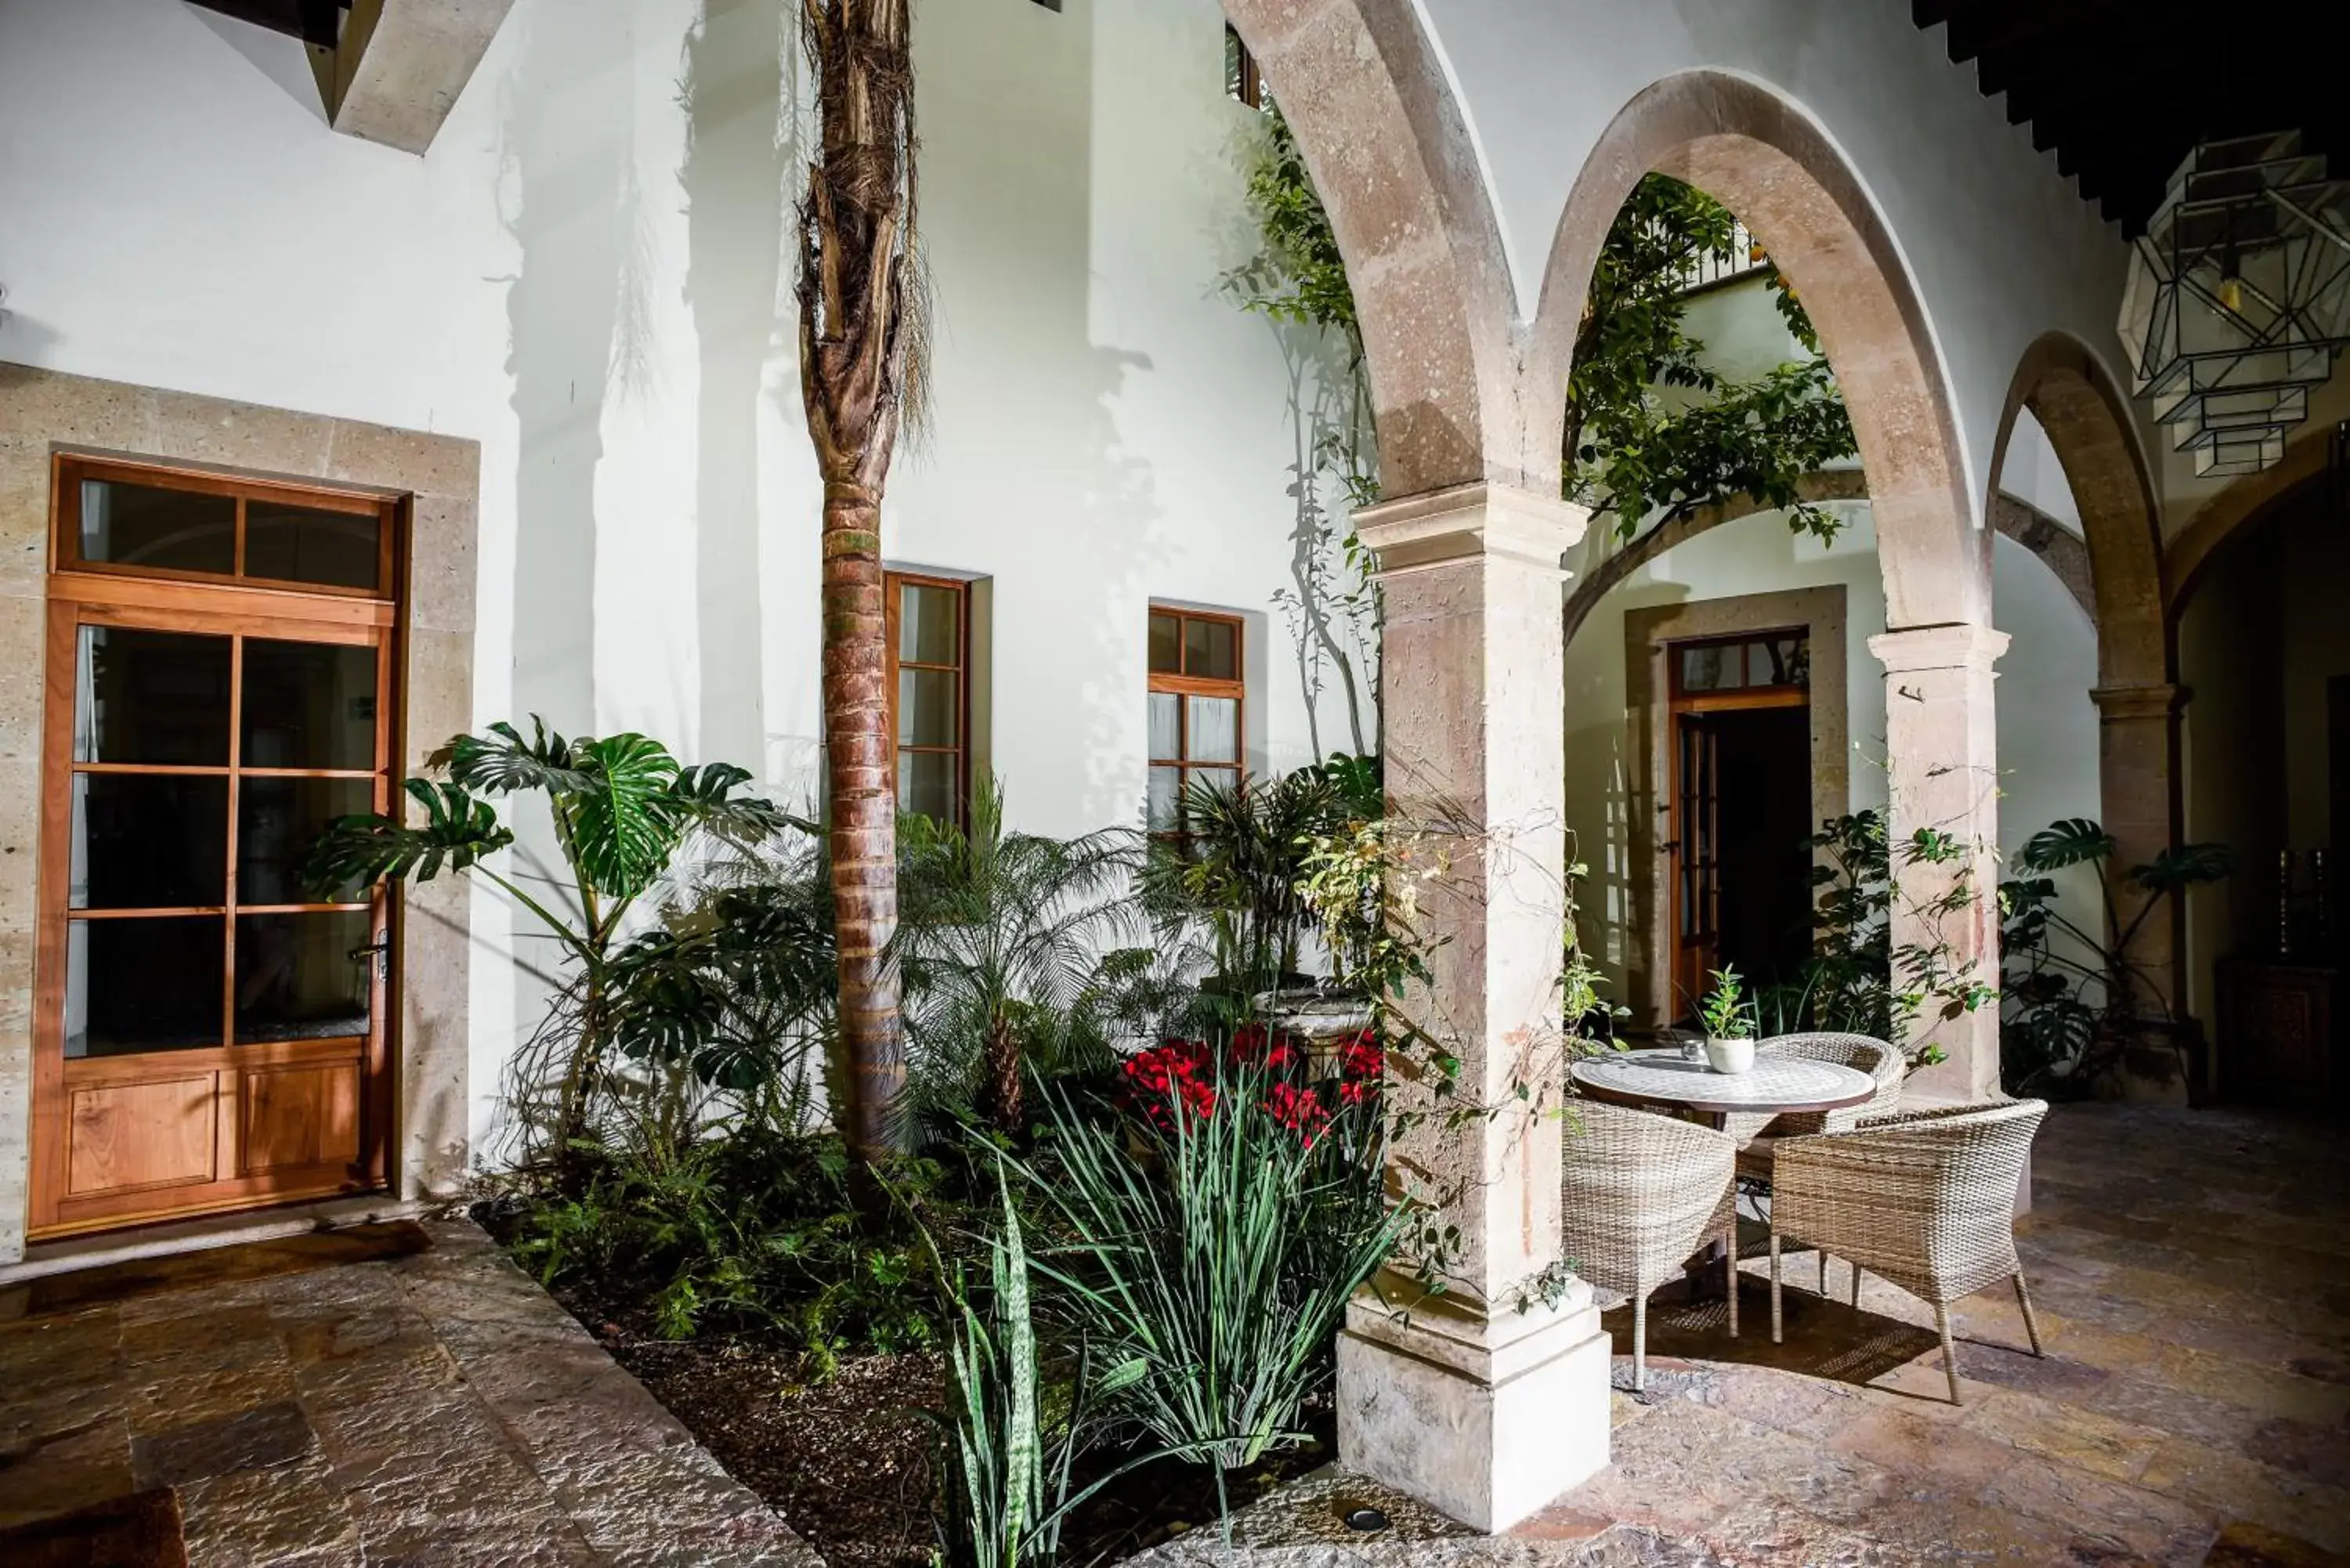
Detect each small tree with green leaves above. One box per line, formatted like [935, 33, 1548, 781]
[306, 718, 792, 1162]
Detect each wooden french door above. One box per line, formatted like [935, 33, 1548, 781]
[29, 456, 401, 1239]
[1666, 630, 1810, 1017]
[1672, 713, 1723, 1012]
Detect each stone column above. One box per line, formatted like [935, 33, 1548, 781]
[1869, 623, 2010, 1107]
[1335, 482, 1611, 1533]
[2092, 680, 2193, 1097]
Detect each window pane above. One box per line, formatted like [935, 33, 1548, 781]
[240, 641, 378, 770]
[79, 478, 236, 575]
[899, 750, 958, 822]
[898, 668, 960, 747]
[65, 915, 225, 1057]
[71, 774, 228, 910]
[1148, 691, 1179, 760]
[1187, 695, 1239, 764]
[75, 626, 233, 766]
[1679, 643, 1743, 693]
[240, 777, 376, 905]
[899, 582, 961, 666]
[1147, 766, 1182, 832]
[245, 500, 381, 591]
[1184, 617, 1238, 681]
[1148, 612, 1181, 674]
[235, 909, 373, 1043]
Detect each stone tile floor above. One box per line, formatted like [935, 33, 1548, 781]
[0, 1219, 815, 1566]
[1130, 1104, 2350, 1567]
[3, 1105, 2345, 1566]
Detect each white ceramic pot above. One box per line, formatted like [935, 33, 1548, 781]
[1705, 1037, 1755, 1075]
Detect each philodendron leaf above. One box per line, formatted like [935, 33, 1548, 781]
[302, 778, 513, 894]
[672, 761, 801, 846]
[2017, 818, 2117, 874]
[569, 732, 685, 900]
[2131, 842, 2235, 893]
[443, 717, 592, 796]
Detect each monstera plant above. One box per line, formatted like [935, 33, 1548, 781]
[306, 718, 794, 1155]
[1999, 818, 2232, 1096]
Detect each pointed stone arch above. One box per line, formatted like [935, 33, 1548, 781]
[1220, 0, 1543, 492]
[1991, 331, 2182, 1017]
[1531, 68, 1983, 631]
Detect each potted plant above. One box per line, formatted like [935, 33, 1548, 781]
[1697, 966, 1758, 1075]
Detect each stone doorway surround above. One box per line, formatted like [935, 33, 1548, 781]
[0, 363, 479, 1266]
[1622, 587, 1852, 1030]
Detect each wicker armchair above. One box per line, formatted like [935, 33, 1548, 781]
[1729, 1032, 1906, 1184]
[1561, 1100, 1740, 1391]
[1766, 1100, 2049, 1404]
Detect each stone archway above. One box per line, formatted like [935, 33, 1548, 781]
[1533, 69, 2001, 1103]
[1534, 70, 1984, 631]
[1219, 0, 1541, 493]
[1989, 333, 2183, 1019]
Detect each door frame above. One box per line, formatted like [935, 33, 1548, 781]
[0, 367, 482, 1266]
[1667, 658, 1813, 1017]
[28, 457, 404, 1237]
[1625, 587, 1851, 1031]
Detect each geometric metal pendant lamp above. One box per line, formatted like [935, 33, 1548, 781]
[2118, 131, 2350, 475]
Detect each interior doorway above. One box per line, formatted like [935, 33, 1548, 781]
[1668, 630, 1815, 1018]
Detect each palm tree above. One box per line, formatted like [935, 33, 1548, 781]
[794, 0, 925, 1160]
[894, 777, 1140, 1134]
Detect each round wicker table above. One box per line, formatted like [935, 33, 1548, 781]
[1571, 1048, 1877, 1304]
[1571, 1047, 1875, 1129]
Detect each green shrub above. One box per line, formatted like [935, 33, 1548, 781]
[507, 1127, 946, 1369]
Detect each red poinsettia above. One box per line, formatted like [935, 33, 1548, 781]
[1260, 1081, 1332, 1147]
[1121, 1039, 1217, 1129]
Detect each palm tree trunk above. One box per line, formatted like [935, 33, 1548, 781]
[798, 0, 920, 1161]
[823, 486, 904, 1158]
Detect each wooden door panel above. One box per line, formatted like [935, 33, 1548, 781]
[67, 1073, 218, 1196]
[240, 1061, 361, 1174]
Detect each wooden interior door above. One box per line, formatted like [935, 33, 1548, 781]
[30, 457, 400, 1239]
[1671, 711, 1723, 1014]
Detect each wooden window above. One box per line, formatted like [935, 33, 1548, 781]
[32, 454, 402, 1238]
[885, 571, 970, 827]
[1224, 24, 1263, 110]
[1148, 607, 1245, 833]
[1670, 630, 1810, 702]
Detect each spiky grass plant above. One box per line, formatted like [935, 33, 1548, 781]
[1021, 1048, 1401, 1476]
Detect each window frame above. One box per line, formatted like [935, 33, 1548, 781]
[1148, 606, 1246, 835]
[884, 569, 972, 829]
[1224, 24, 1264, 110]
[53, 453, 400, 600]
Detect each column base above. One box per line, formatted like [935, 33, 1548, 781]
[1335, 1272, 1612, 1533]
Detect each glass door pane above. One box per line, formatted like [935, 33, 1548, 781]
[65, 916, 226, 1058]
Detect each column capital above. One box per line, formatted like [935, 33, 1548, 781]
[1355, 481, 1589, 578]
[2090, 681, 2189, 721]
[1868, 621, 2010, 674]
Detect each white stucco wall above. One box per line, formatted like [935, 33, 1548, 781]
[1416, 0, 2135, 529]
[0, 0, 1369, 1156]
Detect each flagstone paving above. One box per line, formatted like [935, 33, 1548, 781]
[1126, 1103, 2350, 1567]
[0, 1219, 815, 1566]
[2, 1104, 2345, 1566]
